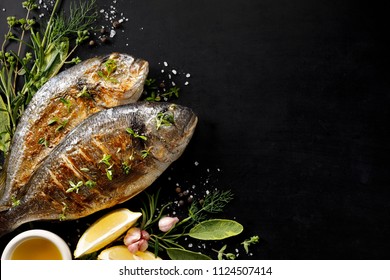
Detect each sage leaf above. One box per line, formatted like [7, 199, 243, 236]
[189, 219, 243, 240]
[166, 248, 212, 260]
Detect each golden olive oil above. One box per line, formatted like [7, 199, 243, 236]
[10, 237, 63, 260]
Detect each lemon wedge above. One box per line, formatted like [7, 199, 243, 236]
[74, 208, 142, 258]
[98, 245, 161, 260]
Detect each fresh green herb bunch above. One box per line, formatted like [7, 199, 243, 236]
[0, 0, 98, 153]
[138, 188, 248, 259]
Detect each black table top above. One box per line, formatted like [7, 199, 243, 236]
[0, 0, 388, 260]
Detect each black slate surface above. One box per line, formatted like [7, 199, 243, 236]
[0, 0, 389, 259]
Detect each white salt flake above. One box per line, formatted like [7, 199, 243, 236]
[186, 73, 191, 78]
[188, 243, 193, 248]
[161, 69, 165, 73]
[110, 30, 116, 38]
[184, 81, 189, 86]
[172, 69, 177, 75]
[194, 161, 199, 166]
[164, 61, 168, 67]
[172, 81, 176, 86]
[100, 9, 105, 13]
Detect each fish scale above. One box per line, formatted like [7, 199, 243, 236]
[0, 102, 197, 237]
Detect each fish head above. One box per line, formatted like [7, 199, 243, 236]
[95, 53, 149, 106]
[147, 103, 198, 162]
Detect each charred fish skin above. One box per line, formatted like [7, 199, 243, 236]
[0, 102, 197, 237]
[1, 53, 149, 208]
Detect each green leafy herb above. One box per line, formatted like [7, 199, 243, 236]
[126, 128, 147, 141]
[85, 180, 96, 188]
[121, 162, 131, 175]
[166, 248, 212, 260]
[48, 118, 58, 126]
[142, 78, 180, 102]
[11, 195, 21, 207]
[55, 119, 68, 132]
[241, 235, 260, 253]
[59, 202, 68, 221]
[156, 111, 174, 130]
[189, 219, 243, 240]
[59, 97, 72, 112]
[216, 245, 236, 260]
[106, 169, 113, 180]
[97, 58, 118, 83]
[141, 148, 151, 159]
[38, 137, 49, 147]
[188, 189, 234, 223]
[66, 180, 83, 193]
[99, 154, 112, 166]
[139, 189, 236, 259]
[77, 85, 91, 99]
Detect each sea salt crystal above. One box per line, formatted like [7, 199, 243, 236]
[188, 243, 193, 248]
[100, 9, 105, 13]
[2, 8, 6, 12]
[184, 81, 189, 86]
[186, 73, 191, 78]
[172, 69, 177, 75]
[161, 69, 165, 73]
[194, 161, 199, 166]
[118, 18, 124, 23]
[172, 81, 176, 86]
[164, 61, 168, 67]
[110, 30, 116, 38]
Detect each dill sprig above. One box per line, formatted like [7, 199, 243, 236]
[187, 189, 234, 223]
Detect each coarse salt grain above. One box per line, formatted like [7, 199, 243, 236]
[164, 61, 168, 67]
[110, 30, 116, 38]
[186, 73, 191, 78]
[184, 81, 189, 86]
[172, 69, 177, 75]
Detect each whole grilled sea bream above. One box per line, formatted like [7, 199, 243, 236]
[0, 102, 197, 237]
[0, 53, 148, 208]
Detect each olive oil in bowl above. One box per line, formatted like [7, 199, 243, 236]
[1, 229, 72, 260]
[10, 237, 63, 260]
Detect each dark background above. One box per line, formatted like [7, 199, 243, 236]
[0, 0, 389, 259]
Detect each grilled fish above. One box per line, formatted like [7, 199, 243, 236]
[0, 102, 197, 237]
[0, 53, 148, 208]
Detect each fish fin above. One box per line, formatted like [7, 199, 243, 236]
[0, 208, 12, 238]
